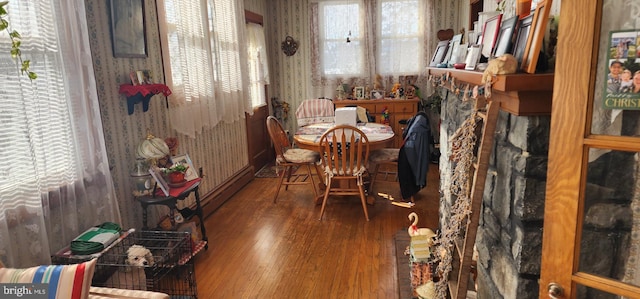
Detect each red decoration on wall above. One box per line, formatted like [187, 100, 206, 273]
[118, 84, 172, 115]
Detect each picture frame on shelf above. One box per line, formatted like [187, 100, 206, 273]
[129, 71, 140, 86]
[512, 14, 534, 66]
[171, 154, 199, 181]
[481, 14, 503, 59]
[149, 165, 170, 196]
[521, 0, 553, 73]
[354, 86, 365, 100]
[109, 0, 147, 58]
[445, 34, 464, 66]
[465, 44, 482, 71]
[492, 16, 519, 57]
[370, 90, 384, 100]
[451, 43, 469, 66]
[429, 40, 450, 67]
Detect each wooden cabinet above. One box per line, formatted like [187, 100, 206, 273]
[334, 98, 419, 147]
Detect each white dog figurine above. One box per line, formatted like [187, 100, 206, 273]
[105, 245, 154, 291]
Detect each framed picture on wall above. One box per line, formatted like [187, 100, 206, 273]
[109, 0, 147, 58]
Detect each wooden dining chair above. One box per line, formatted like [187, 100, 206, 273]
[295, 98, 335, 127]
[266, 116, 320, 203]
[317, 125, 371, 221]
[368, 148, 400, 190]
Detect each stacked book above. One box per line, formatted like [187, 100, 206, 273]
[409, 234, 433, 263]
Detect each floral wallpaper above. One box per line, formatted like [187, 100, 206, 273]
[85, 0, 253, 229]
[84, 0, 550, 229]
[265, 0, 463, 135]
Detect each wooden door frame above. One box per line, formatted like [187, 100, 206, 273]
[244, 10, 272, 173]
[540, 0, 640, 297]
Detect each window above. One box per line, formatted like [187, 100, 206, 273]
[158, 0, 250, 137]
[313, 0, 425, 80]
[246, 22, 270, 108]
[318, 1, 364, 77]
[378, 0, 424, 74]
[0, 0, 119, 267]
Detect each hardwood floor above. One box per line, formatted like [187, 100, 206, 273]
[193, 165, 440, 298]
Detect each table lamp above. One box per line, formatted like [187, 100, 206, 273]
[132, 132, 169, 196]
[136, 132, 170, 165]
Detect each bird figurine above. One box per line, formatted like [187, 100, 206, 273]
[408, 212, 436, 240]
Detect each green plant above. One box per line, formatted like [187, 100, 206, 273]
[163, 163, 188, 174]
[422, 92, 443, 114]
[0, 1, 37, 80]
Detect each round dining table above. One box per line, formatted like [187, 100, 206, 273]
[293, 122, 395, 152]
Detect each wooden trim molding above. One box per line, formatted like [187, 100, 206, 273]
[427, 67, 554, 116]
[245, 10, 263, 25]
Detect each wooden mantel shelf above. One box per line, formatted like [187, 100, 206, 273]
[427, 67, 554, 116]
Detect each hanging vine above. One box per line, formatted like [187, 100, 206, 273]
[0, 1, 37, 80]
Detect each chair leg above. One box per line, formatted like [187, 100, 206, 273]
[273, 165, 289, 203]
[358, 185, 370, 221]
[284, 165, 293, 191]
[369, 163, 381, 191]
[318, 179, 332, 221]
[306, 164, 318, 199]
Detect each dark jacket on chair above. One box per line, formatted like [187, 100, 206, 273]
[398, 111, 432, 200]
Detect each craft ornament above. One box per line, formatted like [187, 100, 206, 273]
[281, 36, 298, 56]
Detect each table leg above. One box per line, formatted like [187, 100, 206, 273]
[142, 204, 149, 230]
[194, 187, 208, 249]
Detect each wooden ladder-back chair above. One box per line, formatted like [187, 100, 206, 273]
[318, 125, 371, 221]
[266, 116, 320, 203]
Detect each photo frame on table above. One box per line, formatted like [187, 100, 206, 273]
[521, 0, 553, 73]
[445, 34, 464, 66]
[171, 154, 199, 181]
[481, 14, 503, 59]
[149, 165, 170, 196]
[512, 14, 534, 66]
[430, 40, 450, 67]
[492, 16, 519, 57]
[354, 86, 365, 100]
[465, 44, 482, 71]
[109, 0, 147, 58]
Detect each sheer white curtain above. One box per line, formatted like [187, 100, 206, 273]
[0, 0, 120, 267]
[310, 0, 426, 97]
[378, 0, 426, 75]
[246, 23, 270, 108]
[158, 0, 250, 138]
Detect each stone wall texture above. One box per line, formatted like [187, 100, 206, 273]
[438, 89, 550, 299]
